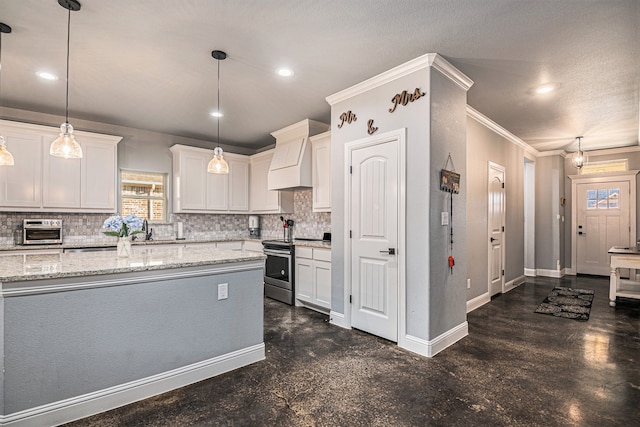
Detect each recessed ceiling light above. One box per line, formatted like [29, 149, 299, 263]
[36, 71, 59, 81]
[276, 67, 294, 77]
[210, 111, 223, 118]
[535, 84, 554, 94]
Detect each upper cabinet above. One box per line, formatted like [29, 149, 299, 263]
[250, 149, 293, 213]
[0, 120, 120, 212]
[310, 131, 331, 212]
[170, 144, 249, 214]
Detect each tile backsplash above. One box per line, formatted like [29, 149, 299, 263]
[0, 189, 331, 246]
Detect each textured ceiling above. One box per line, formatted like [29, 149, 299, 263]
[1, 0, 638, 152]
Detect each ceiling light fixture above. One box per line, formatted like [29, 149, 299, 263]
[0, 22, 14, 166]
[36, 71, 59, 81]
[536, 84, 554, 94]
[571, 136, 588, 170]
[207, 50, 229, 174]
[49, 0, 83, 159]
[276, 67, 294, 77]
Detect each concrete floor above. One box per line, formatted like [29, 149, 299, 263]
[65, 275, 639, 426]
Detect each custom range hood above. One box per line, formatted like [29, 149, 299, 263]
[267, 119, 329, 190]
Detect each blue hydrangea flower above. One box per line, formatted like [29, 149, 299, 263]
[103, 214, 145, 237]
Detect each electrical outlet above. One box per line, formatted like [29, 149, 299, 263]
[467, 278, 471, 289]
[218, 283, 228, 300]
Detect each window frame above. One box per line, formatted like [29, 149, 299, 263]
[119, 169, 168, 223]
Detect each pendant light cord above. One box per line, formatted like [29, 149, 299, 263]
[65, 6, 71, 124]
[216, 57, 220, 149]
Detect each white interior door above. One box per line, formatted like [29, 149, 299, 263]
[488, 163, 505, 296]
[576, 181, 629, 275]
[350, 138, 399, 342]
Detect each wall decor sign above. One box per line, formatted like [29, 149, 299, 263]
[337, 110, 357, 128]
[388, 88, 426, 113]
[440, 153, 460, 194]
[367, 119, 378, 135]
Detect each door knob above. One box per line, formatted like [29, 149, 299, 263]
[490, 237, 496, 242]
[578, 231, 586, 235]
[380, 248, 396, 255]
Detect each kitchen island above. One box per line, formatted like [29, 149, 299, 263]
[0, 246, 265, 427]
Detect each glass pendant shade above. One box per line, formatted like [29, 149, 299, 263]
[571, 150, 588, 169]
[571, 136, 587, 170]
[207, 146, 229, 174]
[0, 136, 15, 166]
[50, 0, 82, 159]
[50, 122, 83, 159]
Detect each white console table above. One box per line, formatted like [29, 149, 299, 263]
[608, 246, 640, 306]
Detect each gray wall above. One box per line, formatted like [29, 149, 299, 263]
[428, 71, 468, 336]
[535, 155, 565, 271]
[330, 65, 468, 342]
[2, 267, 263, 414]
[465, 118, 526, 300]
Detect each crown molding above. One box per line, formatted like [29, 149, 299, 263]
[581, 145, 640, 157]
[466, 106, 539, 156]
[326, 53, 472, 106]
[536, 149, 568, 158]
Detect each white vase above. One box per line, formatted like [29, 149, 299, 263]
[116, 237, 132, 258]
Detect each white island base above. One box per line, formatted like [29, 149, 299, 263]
[0, 247, 265, 427]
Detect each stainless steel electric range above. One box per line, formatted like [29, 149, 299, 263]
[262, 239, 295, 305]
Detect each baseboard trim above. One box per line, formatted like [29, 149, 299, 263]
[467, 292, 490, 313]
[329, 310, 350, 329]
[0, 343, 266, 427]
[504, 275, 525, 293]
[402, 321, 468, 357]
[536, 268, 564, 278]
[524, 268, 537, 277]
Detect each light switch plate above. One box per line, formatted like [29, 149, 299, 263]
[441, 212, 449, 226]
[218, 283, 228, 300]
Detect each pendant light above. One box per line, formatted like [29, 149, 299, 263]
[49, 0, 83, 159]
[0, 22, 14, 166]
[207, 50, 229, 174]
[571, 136, 588, 170]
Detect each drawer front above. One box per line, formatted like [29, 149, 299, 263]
[313, 248, 331, 262]
[296, 246, 313, 259]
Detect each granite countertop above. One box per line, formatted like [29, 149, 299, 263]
[0, 237, 252, 252]
[293, 240, 332, 249]
[0, 246, 265, 283]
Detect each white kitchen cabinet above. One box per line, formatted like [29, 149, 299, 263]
[228, 157, 250, 211]
[0, 129, 43, 208]
[310, 131, 331, 212]
[0, 120, 120, 212]
[171, 145, 249, 213]
[295, 246, 331, 312]
[249, 149, 293, 213]
[81, 139, 118, 209]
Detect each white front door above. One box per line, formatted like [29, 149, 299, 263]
[576, 181, 630, 275]
[488, 163, 505, 296]
[349, 137, 400, 342]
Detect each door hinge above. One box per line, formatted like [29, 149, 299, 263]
[349, 295, 352, 304]
[502, 182, 505, 189]
[350, 166, 353, 174]
[502, 269, 505, 276]
[502, 226, 505, 232]
[350, 230, 352, 238]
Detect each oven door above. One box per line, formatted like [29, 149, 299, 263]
[264, 248, 292, 289]
[263, 248, 294, 305]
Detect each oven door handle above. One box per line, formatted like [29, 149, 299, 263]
[263, 249, 292, 256]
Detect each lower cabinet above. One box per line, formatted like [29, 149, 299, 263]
[295, 246, 331, 313]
